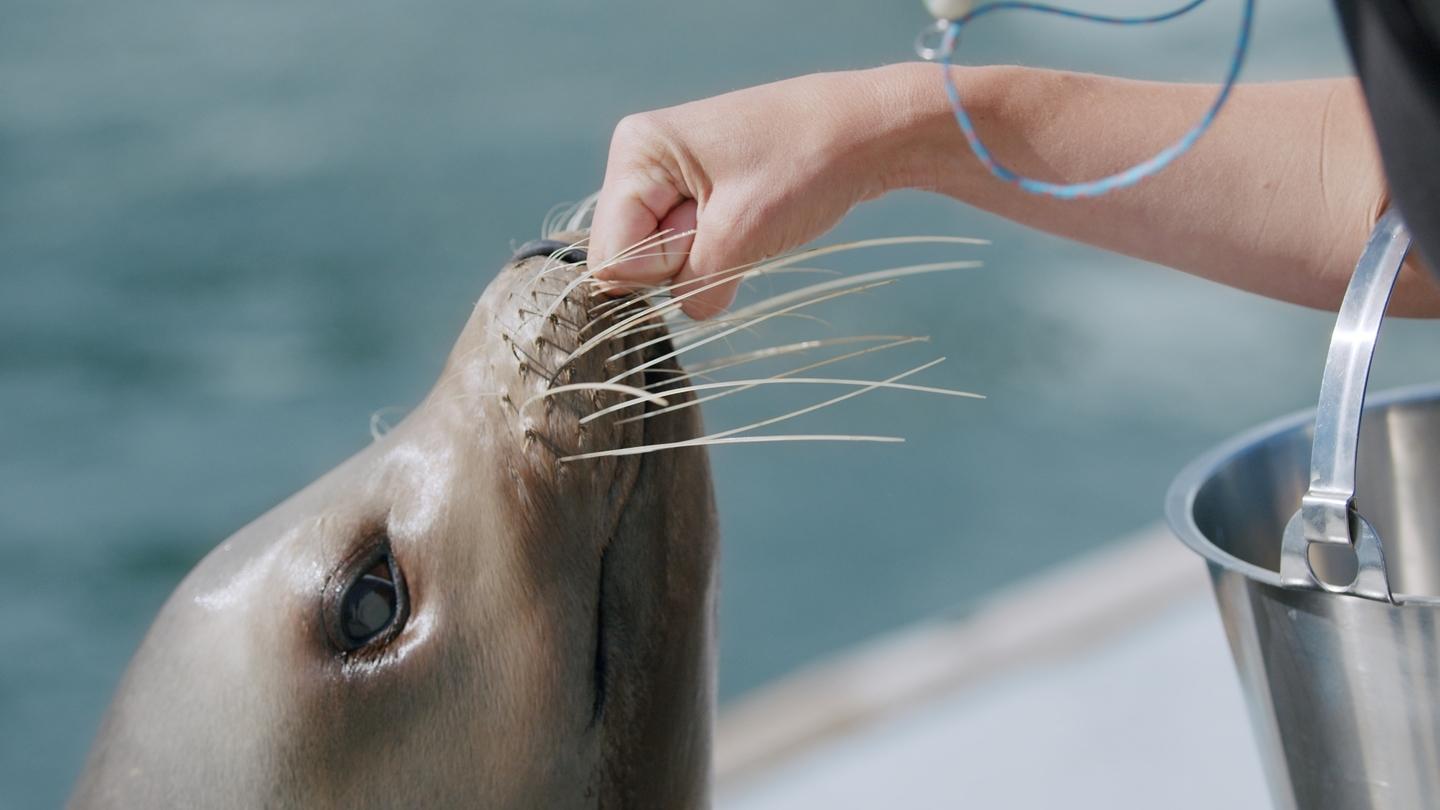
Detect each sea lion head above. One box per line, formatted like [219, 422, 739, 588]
[70, 231, 720, 809]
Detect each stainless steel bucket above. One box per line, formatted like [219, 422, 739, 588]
[1166, 210, 1440, 810]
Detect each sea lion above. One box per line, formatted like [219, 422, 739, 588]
[69, 231, 720, 809]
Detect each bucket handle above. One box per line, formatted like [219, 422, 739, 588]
[1279, 207, 1412, 602]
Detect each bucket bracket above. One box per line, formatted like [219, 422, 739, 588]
[1278, 207, 1412, 603]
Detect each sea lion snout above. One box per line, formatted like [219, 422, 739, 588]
[71, 222, 719, 810]
[463, 235, 677, 474]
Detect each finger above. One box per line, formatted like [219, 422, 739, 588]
[671, 225, 744, 319]
[590, 172, 673, 263]
[633, 198, 698, 279]
[676, 272, 741, 320]
[671, 202, 765, 319]
[593, 198, 698, 297]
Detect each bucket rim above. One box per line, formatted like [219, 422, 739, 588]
[1164, 381, 1440, 603]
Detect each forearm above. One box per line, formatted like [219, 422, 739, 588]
[861, 62, 1440, 316]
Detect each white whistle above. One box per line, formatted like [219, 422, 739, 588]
[924, 0, 974, 20]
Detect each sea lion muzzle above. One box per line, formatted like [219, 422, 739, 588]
[69, 225, 718, 810]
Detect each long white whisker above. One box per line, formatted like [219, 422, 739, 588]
[520, 230, 677, 322]
[557, 192, 600, 235]
[514, 235, 591, 306]
[697, 357, 949, 441]
[604, 281, 896, 385]
[519, 383, 669, 414]
[576, 257, 754, 331]
[642, 367, 722, 389]
[567, 262, 778, 361]
[535, 234, 590, 283]
[635, 338, 853, 391]
[549, 234, 986, 379]
[539, 203, 562, 239]
[597, 229, 694, 271]
[607, 312, 830, 360]
[682, 335, 907, 376]
[584, 265, 841, 327]
[541, 230, 696, 322]
[618, 235, 986, 305]
[586, 368, 981, 426]
[674, 261, 981, 346]
[559, 434, 903, 462]
[619, 336, 933, 419]
[644, 235, 989, 306]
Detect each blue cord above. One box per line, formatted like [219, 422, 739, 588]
[931, 0, 1255, 199]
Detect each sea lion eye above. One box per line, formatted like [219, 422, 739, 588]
[324, 544, 409, 653]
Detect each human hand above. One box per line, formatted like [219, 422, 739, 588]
[589, 66, 935, 318]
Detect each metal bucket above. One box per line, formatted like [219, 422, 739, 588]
[1166, 210, 1440, 809]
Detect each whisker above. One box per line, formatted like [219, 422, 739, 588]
[580, 266, 838, 336]
[509, 340, 559, 380]
[561, 191, 601, 234]
[674, 261, 981, 347]
[600, 372, 981, 421]
[517, 230, 667, 318]
[617, 336, 933, 420]
[595, 229, 691, 273]
[570, 263, 855, 376]
[618, 234, 987, 306]
[516, 235, 591, 302]
[539, 201, 573, 241]
[644, 234, 988, 314]
[516, 305, 584, 332]
[525, 426, 573, 459]
[564, 257, 821, 366]
[519, 382, 669, 414]
[540, 230, 695, 322]
[558, 434, 903, 463]
[683, 334, 909, 376]
[603, 281, 896, 385]
[706, 357, 952, 440]
[640, 367, 722, 390]
[578, 235, 985, 352]
[749, 234, 988, 268]
[534, 234, 590, 282]
[536, 308, 793, 393]
[636, 340, 839, 391]
[566, 236, 982, 365]
[608, 312, 830, 357]
[595, 264, 844, 303]
[571, 262, 772, 354]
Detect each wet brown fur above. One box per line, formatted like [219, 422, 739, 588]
[69, 234, 720, 809]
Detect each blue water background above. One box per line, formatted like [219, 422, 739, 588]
[6, 1, 1440, 806]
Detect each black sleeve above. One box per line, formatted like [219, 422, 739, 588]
[1334, 0, 1440, 276]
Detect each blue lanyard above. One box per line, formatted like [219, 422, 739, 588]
[916, 0, 1256, 199]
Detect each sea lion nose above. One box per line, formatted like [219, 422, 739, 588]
[511, 239, 588, 265]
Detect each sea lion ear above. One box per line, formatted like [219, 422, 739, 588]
[511, 239, 588, 265]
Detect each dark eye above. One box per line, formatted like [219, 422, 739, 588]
[324, 544, 408, 653]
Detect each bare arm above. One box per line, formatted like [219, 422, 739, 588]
[590, 62, 1440, 317]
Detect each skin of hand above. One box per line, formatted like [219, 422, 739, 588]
[588, 70, 917, 318]
[590, 62, 1440, 319]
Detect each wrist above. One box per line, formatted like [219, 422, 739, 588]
[842, 62, 1003, 198]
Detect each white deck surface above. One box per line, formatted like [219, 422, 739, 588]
[717, 529, 1273, 809]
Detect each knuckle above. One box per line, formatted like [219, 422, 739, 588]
[612, 112, 668, 152]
